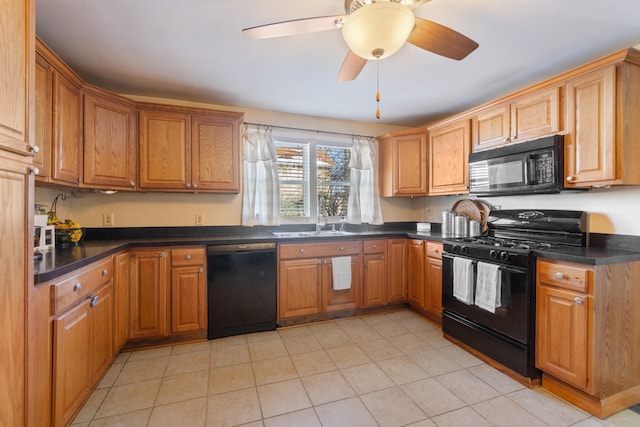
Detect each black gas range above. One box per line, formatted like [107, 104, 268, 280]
[441, 209, 587, 381]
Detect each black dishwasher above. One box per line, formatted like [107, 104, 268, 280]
[207, 243, 277, 339]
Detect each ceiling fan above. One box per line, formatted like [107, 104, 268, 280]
[242, 0, 479, 81]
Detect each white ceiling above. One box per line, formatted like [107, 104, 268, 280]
[36, 0, 640, 127]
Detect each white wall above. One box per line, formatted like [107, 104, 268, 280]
[415, 186, 640, 236]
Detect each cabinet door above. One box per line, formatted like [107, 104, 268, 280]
[90, 283, 114, 384]
[34, 53, 52, 180]
[278, 258, 322, 320]
[52, 71, 83, 185]
[425, 243, 443, 323]
[83, 92, 136, 189]
[130, 249, 169, 338]
[407, 240, 425, 307]
[191, 114, 240, 192]
[113, 251, 130, 351]
[322, 255, 362, 312]
[52, 301, 91, 427]
[472, 104, 510, 152]
[363, 253, 387, 307]
[510, 87, 562, 143]
[428, 119, 471, 195]
[170, 265, 206, 333]
[138, 109, 191, 190]
[387, 239, 407, 303]
[0, 155, 32, 426]
[565, 65, 616, 186]
[0, 0, 33, 154]
[394, 132, 428, 196]
[536, 285, 590, 391]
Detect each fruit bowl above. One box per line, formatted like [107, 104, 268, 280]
[55, 227, 85, 248]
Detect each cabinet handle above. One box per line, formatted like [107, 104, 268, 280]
[186, 183, 191, 188]
[323, 259, 327, 265]
[198, 267, 203, 273]
[556, 272, 564, 279]
[129, 181, 135, 187]
[88, 295, 99, 306]
[77, 177, 82, 182]
[372, 244, 377, 249]
[318, 259, 321, 264]
[574, 297, 583, 305]
[193, 183, 198, 189]
[30, 166, 40, 176]
[566, 176, 575, 182]
[381, 255, 385, 260]
[299, 249, 304, 254]
[102, 269, 108, 276]
[339, 246, 344, 251]
[159, 252, 165, 257]
[30, 144, 40, 153]
[73, 282, 82, 292]
[185, 254, 191, 261]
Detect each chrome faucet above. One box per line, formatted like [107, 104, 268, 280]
[315, 217, 326, 233]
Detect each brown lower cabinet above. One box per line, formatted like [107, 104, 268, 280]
[363, 239, 387, 307]
[129, 246, 207, 340]
[407, 239, 443, 324]
[536, 258, 640, 418]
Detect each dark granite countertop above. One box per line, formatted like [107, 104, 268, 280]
[34, 225, 640, 284]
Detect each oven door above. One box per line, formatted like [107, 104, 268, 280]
[441, 252, 532, 344]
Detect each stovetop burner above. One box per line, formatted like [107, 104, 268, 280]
[454, 236, 555, 251]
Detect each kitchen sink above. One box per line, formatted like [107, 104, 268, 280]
[272, 230, 355, 238]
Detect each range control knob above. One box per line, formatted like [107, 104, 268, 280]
[452, 245, 461, 253]
[461, 246, 469, 254]
[489, 250, 498, 259]
[500, 251, 509, 261]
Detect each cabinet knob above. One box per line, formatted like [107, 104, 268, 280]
[73, 282, 82, 292]
[574, 297, 583, 305]
[31, 144, 40, 153]
[193, 183, 198, 189]
[185, 183, 191, 189]
[89, 295, 99, 306]
[566, 176, 575, 182]
[323, 259, 328, 265]
[339, 246, 344, 251]
[381, 255, 385, 260]
[102, 269, 108, 276]
[198, 267, 204, 273]
[556, 272, 564, 279]
[372, 244, 377, 249]
[130, 181, 135, 187]
[77, 177, 82, 182]
[159, 252, 165, 257]
[30, 166, 40, 176]
[299, 249, 304, 254]
[318, 259, 321, 264]
[185, 254, 191, 260]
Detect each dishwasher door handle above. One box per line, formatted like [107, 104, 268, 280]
[207, 243, 276, 255]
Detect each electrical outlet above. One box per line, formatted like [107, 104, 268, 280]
[195, 213, 204, 225]
[103, 213, 114, 226]
[424, 208, 432, 217]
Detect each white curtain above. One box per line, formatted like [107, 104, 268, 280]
[241, 127, 280, 226]
[347, 137, 383, 225]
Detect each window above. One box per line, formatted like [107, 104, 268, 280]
[274, 133, 351, 224]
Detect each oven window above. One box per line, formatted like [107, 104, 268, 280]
[488, 160, 523, 186]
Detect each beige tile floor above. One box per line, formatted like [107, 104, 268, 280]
[71, 309, 640, 427]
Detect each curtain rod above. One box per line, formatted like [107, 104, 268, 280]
[244, 122, 374, 140]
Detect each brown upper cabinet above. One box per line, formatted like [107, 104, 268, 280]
[472, 86, 563, 152]
[83, 88, 137, 190]
[564, 51, 640, 187]
[378, 128, 428, 197]
[427, 118, 471, 195]
[35, 40, 83, 186]
[138, 104, 243, 193]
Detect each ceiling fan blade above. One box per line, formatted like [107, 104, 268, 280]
[338, 50, 368, 81]
[408, 17, 479, 60]
[243, 15, 346, 40]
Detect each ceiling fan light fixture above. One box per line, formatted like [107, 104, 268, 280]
[342, 2, 415, 60]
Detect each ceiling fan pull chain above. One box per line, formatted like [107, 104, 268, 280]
[374, 49, 383, 120]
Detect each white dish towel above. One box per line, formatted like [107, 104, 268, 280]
[453, 257, 474, 304]
[332, 256, 352, 290]
[475, 261, 502, 313]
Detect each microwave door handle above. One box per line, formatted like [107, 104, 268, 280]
[524, 156, 535, 185]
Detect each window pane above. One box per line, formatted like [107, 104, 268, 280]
[317, 145, 350, 217]
[275, 142, 309, 218]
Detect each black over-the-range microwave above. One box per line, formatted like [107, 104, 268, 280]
[468, 135, 580, 197]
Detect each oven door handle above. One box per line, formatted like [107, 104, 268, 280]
[443, 253, 528, 275]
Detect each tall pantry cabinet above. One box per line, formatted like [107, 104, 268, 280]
[0, 0, 35, 425]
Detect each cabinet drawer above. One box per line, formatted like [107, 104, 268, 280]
[171, 247, 206, 266]
[426, 242, 443, 259]
[537, 259, 590, 293]
[363, 239, 386, 254]
[51, 257, 113, 315]
[279, 241, 361, 259]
